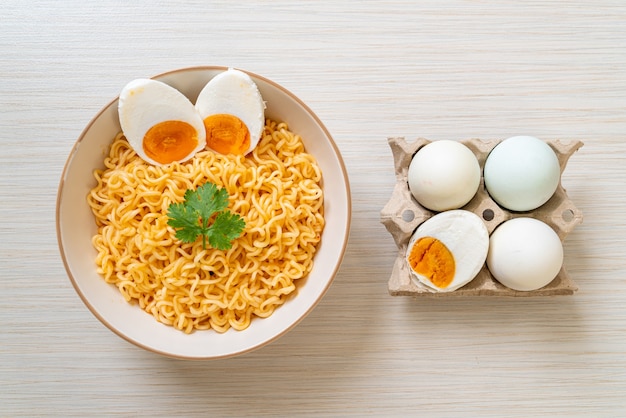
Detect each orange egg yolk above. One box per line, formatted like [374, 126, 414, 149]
[408, 236, 456, 288]
[203, 114, 251, 155]
[143, 120, 198, 164]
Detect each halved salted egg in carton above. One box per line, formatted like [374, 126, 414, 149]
[380, 136, 583, 297]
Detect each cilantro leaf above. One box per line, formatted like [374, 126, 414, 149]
[167, 202, 204, 243]
[166, 182, 245, 250]
[208, 210, 246, 250]
[184, 182, 228, 216]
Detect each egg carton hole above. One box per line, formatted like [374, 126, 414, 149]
[482, 209, 495, 221]
[562, 209, 575, 222]
[381, 136, 583, 297]
[402, 209, 415, 222]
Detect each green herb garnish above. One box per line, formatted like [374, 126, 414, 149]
[166, 182, 245, 250]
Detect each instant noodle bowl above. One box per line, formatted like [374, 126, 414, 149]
[57, 66, 351, 359]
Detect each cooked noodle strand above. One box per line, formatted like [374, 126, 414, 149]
[88, 120, 324, 333]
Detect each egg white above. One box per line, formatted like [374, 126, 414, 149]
[195, 68, 265, 155]
[407, 140, 481, 212]
[483, 135, 561, 211]
[406, 210, 489, 292]
[487, 217, 563, 291]
[118, 78, 206, 166]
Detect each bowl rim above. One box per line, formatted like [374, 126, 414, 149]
[56, 65, 352, 359]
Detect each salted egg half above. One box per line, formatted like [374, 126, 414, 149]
[406, 210, 489, 292]
[118, 78, 207, 166]
[195, 68, 265, 155]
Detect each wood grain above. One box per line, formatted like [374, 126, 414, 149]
[2, 0, 626, 416]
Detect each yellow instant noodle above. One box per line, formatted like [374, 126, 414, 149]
[88, 120, 324, 333]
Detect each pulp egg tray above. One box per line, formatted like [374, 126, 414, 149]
[380, 137, 583, 297]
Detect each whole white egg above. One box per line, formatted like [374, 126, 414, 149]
[484, 135, 561, 211]
[407, 140, 481, 212]
[406, 210, 489, 292]
[487, 217, 563, 291]
[118, 79, 207, 166]
[195, 68, 265, 155]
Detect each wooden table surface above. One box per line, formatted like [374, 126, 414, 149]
[3, 1, 626, 416]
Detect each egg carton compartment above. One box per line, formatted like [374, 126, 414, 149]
[380, 137, 583, 297]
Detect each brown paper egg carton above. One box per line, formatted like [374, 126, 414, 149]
[380, 137, 583, 297]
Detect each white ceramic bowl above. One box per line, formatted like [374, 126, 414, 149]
[56, 66, 351, 359]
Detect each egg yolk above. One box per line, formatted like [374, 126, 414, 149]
[408, 237, 456, 288]
[143, 120, 198, 164]
[203, 114, 251, 155]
